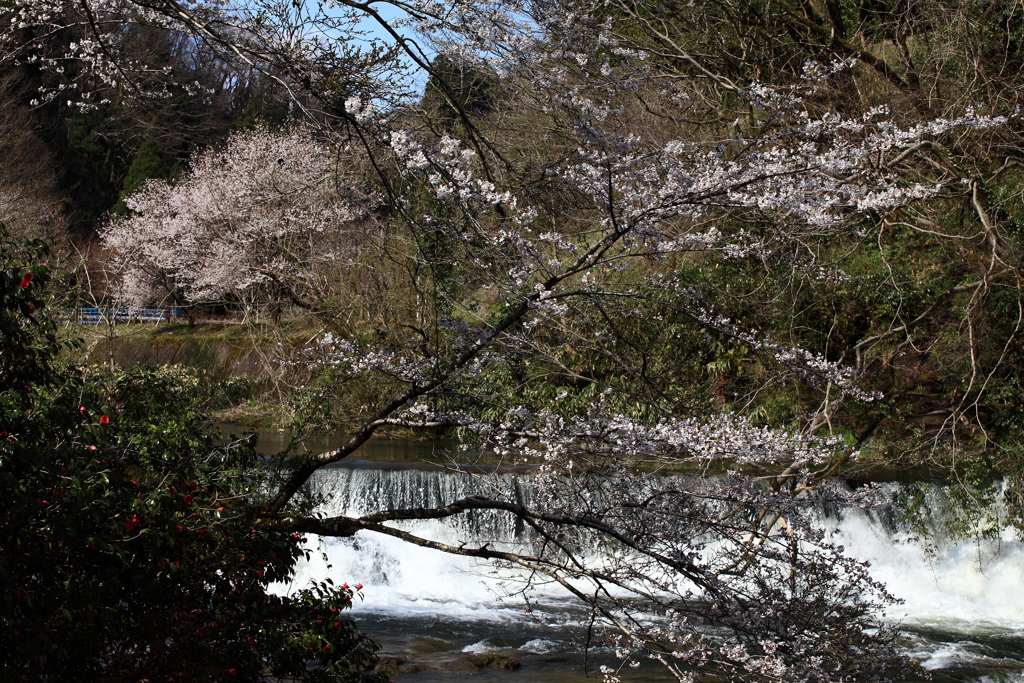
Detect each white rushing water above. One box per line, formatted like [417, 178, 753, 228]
[823, 495, 1024, 677]
[828, 509, 1024, 628]
[278, 465, 1024, 679]
[281, 466, 577, 622]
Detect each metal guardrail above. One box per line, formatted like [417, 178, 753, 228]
[64, 307, 245, 324]
[68, 307, 171, 324]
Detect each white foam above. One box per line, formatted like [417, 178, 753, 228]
[520, 638, 562, 654]
[276, 528, 572, 622]
[829, 509, 1024, 629]
[281, 498, 1024, 634]
[462, 639, 502, 654]
[915, 640, 1024, 680]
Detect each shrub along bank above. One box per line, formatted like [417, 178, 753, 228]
[0, 229, 385, 682]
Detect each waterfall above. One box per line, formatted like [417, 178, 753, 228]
[306, 465, 535, 546]
[822, 492, 1024, 628]
[278, 464, 1024, 679]
[284, 465, 568, 622]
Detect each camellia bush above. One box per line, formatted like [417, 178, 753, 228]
[0, 227, 383, 682]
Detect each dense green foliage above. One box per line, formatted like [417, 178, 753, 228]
[0, 229, 383, 682]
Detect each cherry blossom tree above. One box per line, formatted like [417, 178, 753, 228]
[4, 1, 1021, 681]
[267, 86, 1001, 680]
[102, 126, 377, 322]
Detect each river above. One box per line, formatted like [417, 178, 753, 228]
[251, 433, 1024, 681]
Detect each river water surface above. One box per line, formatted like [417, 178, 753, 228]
[251, 433, 1024, 682]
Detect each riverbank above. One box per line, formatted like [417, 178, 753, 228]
[63, 320, 1016, 487]
[66, 319, 318, 428]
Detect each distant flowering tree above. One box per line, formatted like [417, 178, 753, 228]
[102, 127, 376, 322]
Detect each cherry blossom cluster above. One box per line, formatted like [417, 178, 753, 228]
[557, 102, 1006, 235]
[3, 0, 225, 107]
[299, 333, 437, 384]
[390, 132, 517, 211]
[395, 392, 847, 469]
[399, 1, 537, 65]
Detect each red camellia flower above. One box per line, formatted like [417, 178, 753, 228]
[19, 279, 30, 289]
[99, 415, 110, 425]
[228, 669, 238, 676]
[23, 272, 33, 281]
[246, 636, 255, 645]
[183, 495, 194, 505]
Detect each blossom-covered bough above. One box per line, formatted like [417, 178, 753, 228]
[6, 0, 1018, 680]
[264, 95, 998, 678]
